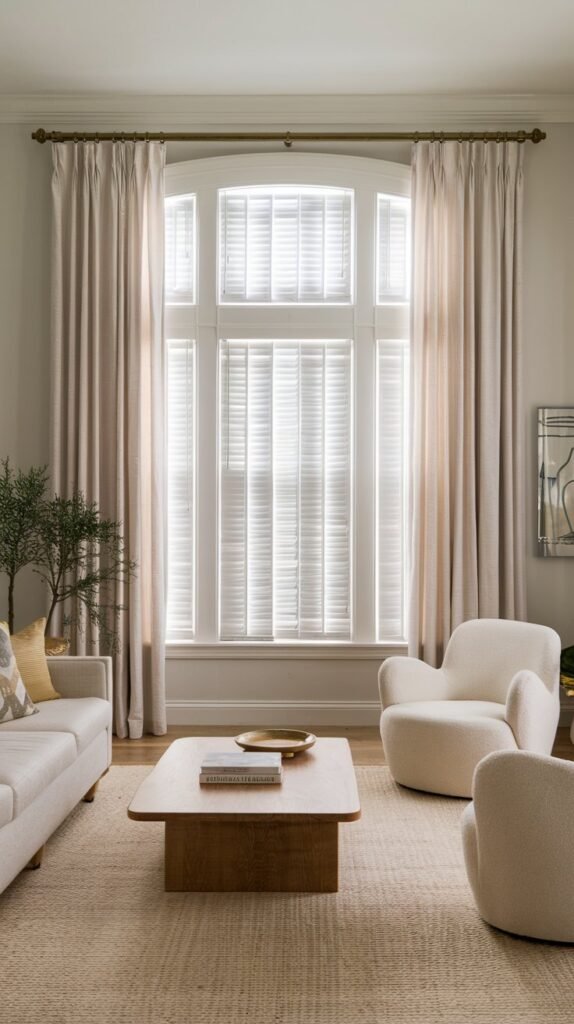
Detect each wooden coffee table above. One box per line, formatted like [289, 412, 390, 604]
[128, 736, 360, 892]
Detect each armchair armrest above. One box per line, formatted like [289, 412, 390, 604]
[461, 802, 479, 896]
[47, 656, 113, 704]
[378, 656, 450, 709]
[505, 669, 559, 755]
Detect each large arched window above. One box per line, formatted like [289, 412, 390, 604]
[164, 152, 410, 645]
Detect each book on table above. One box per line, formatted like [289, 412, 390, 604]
[199, 774, 282, 784]
[200, 751, 283, 785]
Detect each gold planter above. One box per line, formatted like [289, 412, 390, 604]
[44, 636, 70, 657]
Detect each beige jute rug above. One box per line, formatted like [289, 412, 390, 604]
[2, 766, 572, 1024]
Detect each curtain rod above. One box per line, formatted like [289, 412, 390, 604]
[31, 128, 546, 146]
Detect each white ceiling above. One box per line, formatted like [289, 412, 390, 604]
[1, 0, 574, 96]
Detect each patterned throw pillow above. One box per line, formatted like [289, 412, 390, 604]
[0, 622, 38, 723]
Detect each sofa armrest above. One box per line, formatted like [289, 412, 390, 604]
[505, 669, 559, 755]
[378, 656, 450, 709]
[47, 656, 113, 703]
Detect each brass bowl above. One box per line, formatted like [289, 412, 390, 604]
[234, 729, 317, 758]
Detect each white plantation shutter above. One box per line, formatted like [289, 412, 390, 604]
[166, 336, 195, 639]
[219, 342, 274, 639]
[219, 187, 353, 303]
[165, 191, 196, 638]
[165, 194, 196, 303]
[164, 155, 411, 648]
[219, 339, 352, 640]
[377, 194, 410, 303]
[377, 339, 408, 640]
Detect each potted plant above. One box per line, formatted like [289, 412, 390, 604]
[561, 646, 574, 696]
[0, 459, 48, 632]
[34, 492, 136, 653]
[0, 458, 135, 652]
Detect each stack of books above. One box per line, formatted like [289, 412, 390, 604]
[199, 752, 283, 785]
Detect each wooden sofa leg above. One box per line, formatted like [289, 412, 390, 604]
[83, 780, 99, 803]
[27, 845, 45, 870]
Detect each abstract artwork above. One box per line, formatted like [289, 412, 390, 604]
[538, 407, 574, 556]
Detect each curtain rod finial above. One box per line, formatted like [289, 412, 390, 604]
[32, 128, 47, 143]
[531, 128, 546, 144]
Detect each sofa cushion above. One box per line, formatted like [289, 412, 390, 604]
[0, 698, 111, 754]
[0, 622, 38, 723]
[10, 618, 61, 702]
[0, 732, 76, 816]
[0, 784, 13, 828]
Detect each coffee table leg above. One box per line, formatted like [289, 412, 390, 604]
[165, 819, 339, 892]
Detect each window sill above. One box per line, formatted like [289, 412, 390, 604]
[166, 641, 407, 661]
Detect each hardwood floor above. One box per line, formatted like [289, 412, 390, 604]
[113, 725, 574, 767]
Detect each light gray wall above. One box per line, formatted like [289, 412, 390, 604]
[0, 124, 51, 626]
[0, 117, 572, 674]
[522, 127, 574, 645]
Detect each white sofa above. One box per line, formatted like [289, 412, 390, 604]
[462, 749, 574, 942]
[0, 656, 112, 894]
[379, 619, 561, 797]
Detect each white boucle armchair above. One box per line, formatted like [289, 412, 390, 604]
[378, 619, 561, 797]
[462, 750, 574, 942]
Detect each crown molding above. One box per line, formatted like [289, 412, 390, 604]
[1, 92, 574, 127]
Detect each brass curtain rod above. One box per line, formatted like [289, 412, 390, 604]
[32, 128, 546, 146]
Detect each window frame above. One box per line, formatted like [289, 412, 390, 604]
[165, 151, 410, 651]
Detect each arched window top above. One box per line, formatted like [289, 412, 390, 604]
[166, 150, 410, 194]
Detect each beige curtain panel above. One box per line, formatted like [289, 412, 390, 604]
[51, 140, 167, 738]
[409, 141, 527, 666]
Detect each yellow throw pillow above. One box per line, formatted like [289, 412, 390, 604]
[7, 618, 61, 702]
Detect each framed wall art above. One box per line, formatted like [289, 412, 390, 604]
[538, 407, 574, 556]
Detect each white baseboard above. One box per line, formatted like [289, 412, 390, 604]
[166, 699, 381, 727]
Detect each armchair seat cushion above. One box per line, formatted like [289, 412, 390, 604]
[0, 698, 112, 754]
[387, 699, 507, 723]
[381, 700, 517, 798]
